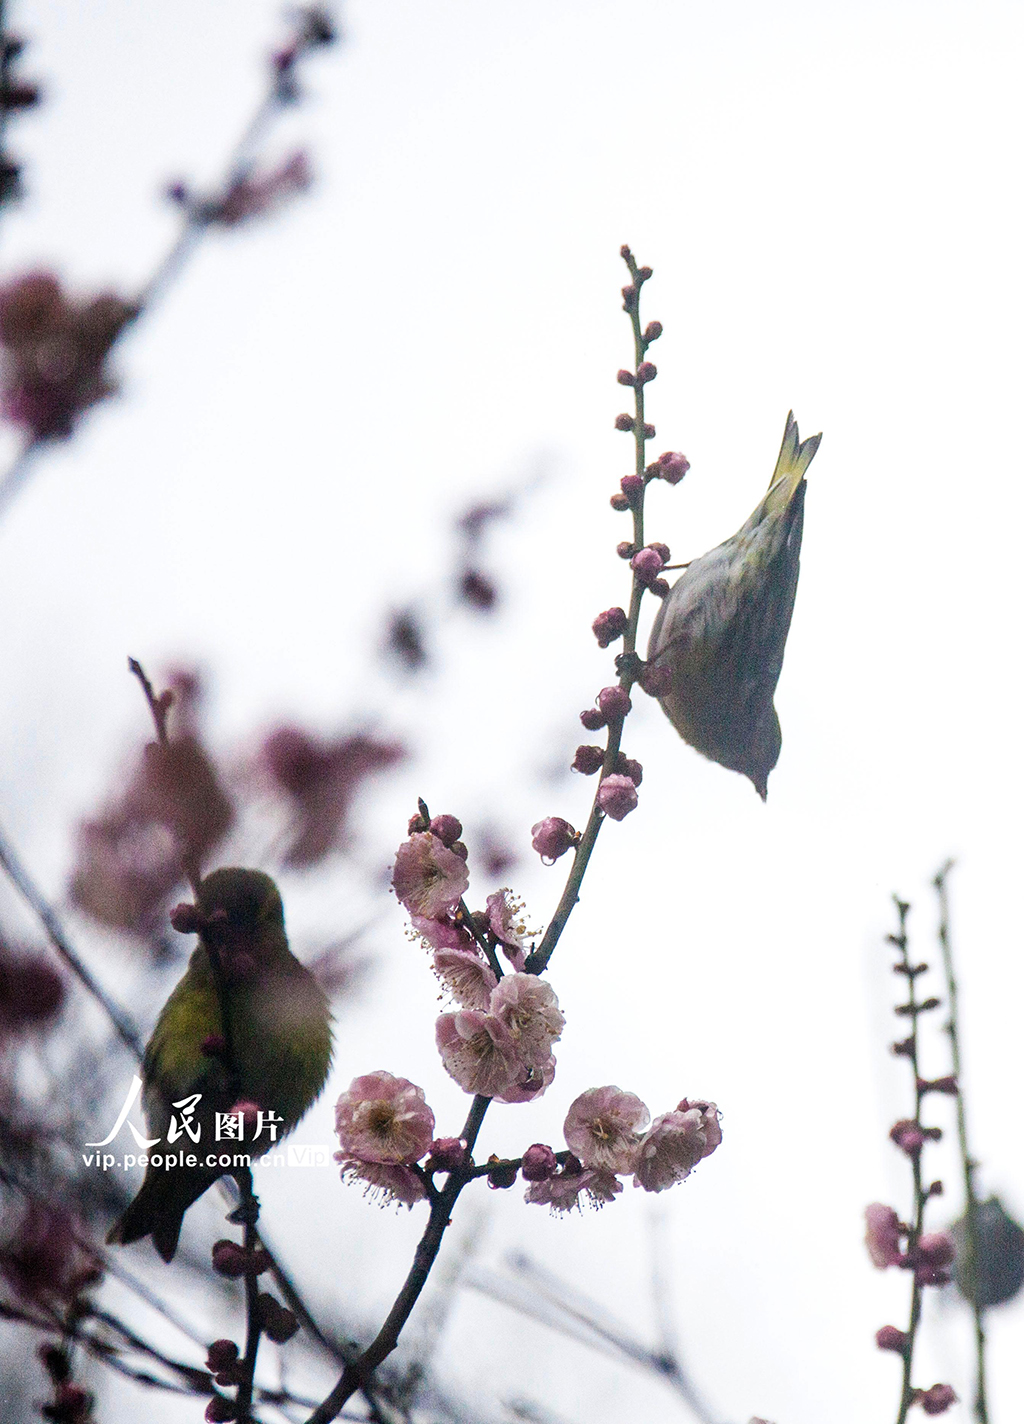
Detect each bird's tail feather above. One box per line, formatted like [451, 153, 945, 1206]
[107, 1168, 216, 1262]
[763, 411, 821, 517]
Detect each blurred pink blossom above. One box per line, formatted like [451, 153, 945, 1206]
[70, 722, 234, 934]
[263, 725, 404, 867]
[211, 150, 312, 227]
[865, 1204, 903, 1269]
[0, 271, 136, 439]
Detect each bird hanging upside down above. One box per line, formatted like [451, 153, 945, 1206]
[106, 868, 333, 1261]
[647, 412, 821, 799]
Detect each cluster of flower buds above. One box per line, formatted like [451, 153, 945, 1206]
[0, 272, 137, 440]
[522, 1087, 721, 1213]
[865, 1205, 957, 1287]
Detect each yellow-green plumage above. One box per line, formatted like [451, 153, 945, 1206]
[647, 412, 821, 799]
[107, 868, 333, 1261]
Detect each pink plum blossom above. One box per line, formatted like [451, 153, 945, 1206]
[634, 1104, 719, 1192]
[432, 948, 498, 1010]
[524, 1163, 623, 1214]
[435, 1010, 523, 1098]
[677, 1098, 723, 1156]
[336, 1158, 427, 1207]
[410, 914, 475, 952]
[489, 973, 564, 1069]
[486, 889, 535, 966]
[393, 832, 470, 917]
[334, 1072, 435, 1164]
[865, 1204, 903, 1269]
[563, 1086, 650, 1174]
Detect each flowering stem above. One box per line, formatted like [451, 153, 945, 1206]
[526, 245, 655, 977]
[934, 861, 987, 1423]
[305, 1094, 492, 1424]
[890, 896, 927, 1424]
[233, 1168, 264, 1424]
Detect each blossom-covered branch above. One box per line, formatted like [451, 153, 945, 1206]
[0, 5, 336, 519]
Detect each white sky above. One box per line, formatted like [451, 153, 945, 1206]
[2, 2, 1023, 1421]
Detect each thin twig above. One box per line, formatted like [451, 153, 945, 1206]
[934, 860, 987, 1423]
[0, 816, 145, 1058]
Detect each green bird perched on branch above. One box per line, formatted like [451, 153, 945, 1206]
[107, 868, 333, 1262]
[647, 412, 821, 799]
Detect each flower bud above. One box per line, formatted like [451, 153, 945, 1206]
[875, 1325, 908, 1353]
[487, 1159, 519, 1189]
[579, 707, 606, 731]
[914, 1384, 957, 1415]
[642, 423, 655, 439]
[616, 369, 636, 386]
[531, 817, 577, 863]
[572, 745, 604, 776]
[643, 320, 663, 343]
[597, 686, 632, 721]
[425, 1137, 468, 1174]
[657, 451, 690, 484]
[637, 265, 653, 281]
[258, 1292, 299, 1343]
[621, 284, 638, 311]
[649, 577, 670, 597]
[649, 542, 671, 563]
[889, 1119, 925, 1157]
[169, 902, 201, 933]
[609, 492, 630, 511]
[620, 474, 643, 501]
[614, 753, 643, 785]
[521, 1144, 558, 1181]
[614, 413, 635, 432]
[597, 774, 638, 821]
[616, 541, 636, 559]
[206, 1339, 240, 1373]
[211, 1241, 249, 1279]
[592, 606, 628, 648]
[630, 547, 664, 584]
[636, 362, 657, 384]
[205, 1397, 237, 1423]
[429, 814, 463, 847]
